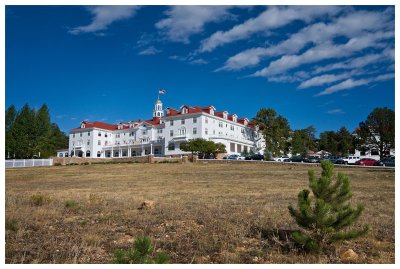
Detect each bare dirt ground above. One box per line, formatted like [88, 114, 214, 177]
[5, 162, 394, 263]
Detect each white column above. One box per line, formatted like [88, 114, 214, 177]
[128, 147, 131, 157]
[119, 148, 122, 158]
[150, 143, 153, 155]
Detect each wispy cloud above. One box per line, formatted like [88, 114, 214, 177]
[218, 8, 393, 71]
[69, 6, 140, 35]
[253, 30, 393, 78]
[190, 58, 208, 65]
[155, 6, 234, 44]
[316, 73, 394, 96]
[138, 46, 161, 55]
[200, 6, 342, 53]
[326, 109, 345, 114]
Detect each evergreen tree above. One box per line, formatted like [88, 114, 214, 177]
[9, 104, 36, 158]
[288, 160, 370, 252]
[5, 105, 17, 158]
[252, 108, 291, 157]
[319, 131, 339, 155]
[291, 126, 317, 157]
[5, 103, 68, 158]
[337, 127, 354, 156]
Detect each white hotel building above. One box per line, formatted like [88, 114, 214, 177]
[67, 99, 265, 158]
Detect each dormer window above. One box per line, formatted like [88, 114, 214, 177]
[182, 107, 188, 114]
[81, 123, 86, 128]
[166, 108, 170, 115]
[232, 114, 237, 123]
[118, 123, 123, 130]
[223, 111, 228, 119]
[210, 108, 214, 115]
[244, 119, 248, 126]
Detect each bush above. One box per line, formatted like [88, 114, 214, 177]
[288, 160, 370, 253]
[30, 193, 50, 206]
[6, 218, 18, 232]
[112, 235, 169, 264]
[54, 163, 62, 166]
[65, 200, 79, 209]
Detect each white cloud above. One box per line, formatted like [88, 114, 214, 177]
[190, 58, 208, 65]
[138, 46, 161, 55]
[155, 6, 234, 44]
[316, 73, 394, 96]
[218, 8, 393, 71]
[253, 30, 393, 77]
[200, 6, 342, 53]
[69, 6, 140, 35]
[326, 109, 345, 114]
[298, 73, 350, 89]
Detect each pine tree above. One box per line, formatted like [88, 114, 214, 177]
[288, 160, 370, 252]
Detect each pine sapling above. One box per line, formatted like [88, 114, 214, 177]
[288, 160, 370, 252]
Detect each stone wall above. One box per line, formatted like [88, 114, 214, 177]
[53, 155, 184, 165]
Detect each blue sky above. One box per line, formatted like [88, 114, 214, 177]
[5, 5, 394, 135]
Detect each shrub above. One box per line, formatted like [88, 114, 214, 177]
[112, 235, 170, 264]
[6, 218, 18, 232]
[30, 193, 50, 206]
[288, 160, 370, 253]
[65, 200, 79, 209]
[54, 163, 62, 166]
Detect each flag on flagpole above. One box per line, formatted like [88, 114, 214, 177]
[159, 89, 166, 94]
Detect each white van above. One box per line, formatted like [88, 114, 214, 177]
[341, 156, 361, 164]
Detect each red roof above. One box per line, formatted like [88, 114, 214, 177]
[72, 121, 118, 131]
[165, 105, 256, 129]
[72, 117, 163, 132]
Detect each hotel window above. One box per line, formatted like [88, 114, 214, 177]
[80, 133, 82, 137]
[213, 130, 216, 135]
[168, 143, 175, 151]
[170, 120, 174, 126]
[219, 122, 223, 128]
[73, 134, 75, 138]
[105, 133, 108, 137]
[88, 132, 90, 136]
[193, 128, 197, 135]
[87, 141, 90, 145]
[193, 117, 197, 123]
[116, 134, 120, 138]
[158, 129, 163, 134]
[98, 132, 101, 136]
[98, 140, 101, 145]
[181, 119, 185, 125]
[230, 125, 234, 131]
[205, 118, 208, 124]
[170, 130, 174, 137]
[142, 130, 147, 135]
[205, 128, 208, 135]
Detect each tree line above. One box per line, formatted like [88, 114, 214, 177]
[252, 107, 394, 160]
[5, 104, 68, 159]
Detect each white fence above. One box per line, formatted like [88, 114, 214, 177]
[5, 159, 53, 168]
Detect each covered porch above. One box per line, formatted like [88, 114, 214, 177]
[101, 143, 163, 158]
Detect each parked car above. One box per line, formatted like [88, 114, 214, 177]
[340, 156, 361, 165]
[374, 157, 395, 167]
[306, 156, 320, 163]
[334, 158, 347, 165]
[321, 156, 340, 164]
[237, 156, 246, 160]
[284, 156, 307, 163]
[245, 154, 265, 161]
[227, 154, 241, 160]
[355, 158, 378, 166]
[273, 156, 290, 162]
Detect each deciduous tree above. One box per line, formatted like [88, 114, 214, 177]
[356, 107, 394, 159]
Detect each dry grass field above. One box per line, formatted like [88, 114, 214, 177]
[5, 162, 395, 264]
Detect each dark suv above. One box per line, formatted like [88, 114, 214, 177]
[245, 154, 264, 161]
